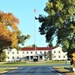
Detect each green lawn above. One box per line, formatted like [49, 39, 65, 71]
[0, 60, 70, 66]
[0, 68, 17, 72]
[0, 68, 8, 71]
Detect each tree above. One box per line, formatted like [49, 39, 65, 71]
[44, 52, 47, 60]
[0, 51, 7, 62]
[72, 53, 75, 67]
[37, 0, 75, 59]
[0, 11, 30, 53]
[32, 44, 37, 47]
[17, 30, 30, 49]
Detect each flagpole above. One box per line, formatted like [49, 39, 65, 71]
[34, 8, 36, 53]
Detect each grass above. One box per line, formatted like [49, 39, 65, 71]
[0, 68, 9, 71]
[0, 68, 16, 71]
[0, 68, 17, 73]
[0, 60, 69, 66]
[45, 60, 68, 64]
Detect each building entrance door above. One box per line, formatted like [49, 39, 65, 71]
[33, 56, 38, 62]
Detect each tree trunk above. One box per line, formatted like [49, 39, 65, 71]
[0, 50, 3, 62]
[0, 50, 2, 53]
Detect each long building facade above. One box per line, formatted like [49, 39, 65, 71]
[5, 47, 67, 62]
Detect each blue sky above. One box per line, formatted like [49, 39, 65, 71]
[0, 0, 51, 47]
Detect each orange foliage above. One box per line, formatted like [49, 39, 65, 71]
[11, 32, 18, 47]
[0, 11, 19, 49]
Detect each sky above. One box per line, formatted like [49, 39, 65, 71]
[0, 0, 52, 47]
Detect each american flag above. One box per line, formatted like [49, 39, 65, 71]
[34, 9, 36, 13]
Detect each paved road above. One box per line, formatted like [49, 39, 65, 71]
[1, 66, 66, 75]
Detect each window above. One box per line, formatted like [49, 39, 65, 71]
[27, 52, 28, 54]
[17, 56, 19, 59]
[44, 51, 46, 55]
[8, 57, 10, 59]
[40, 51, 42, 54]
[54, 51, 56, 53]
[12, 56, 14, 59]
[63, 56, 65, 58]
[54, 56, 56, 58]
[12, 52, 14, 54]
[17, 51, 19, 54]
[58, 51, 60, 53]
[35, 51, 37, 54]
[23, 52, 24, 54]
[8, 52, 9, 54]
[31, 51, 33, 54]
[58, 56, 60, 58]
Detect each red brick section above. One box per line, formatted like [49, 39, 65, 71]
[21, 47, 56, 51]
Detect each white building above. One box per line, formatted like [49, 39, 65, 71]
[5, 47, 67, 62]
[51, 47, 67, 60]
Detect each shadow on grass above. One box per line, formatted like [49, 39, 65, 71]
[64, 67, 73, 72]
[54, 67, 73, 74]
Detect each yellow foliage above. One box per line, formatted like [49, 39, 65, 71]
[46, 2, 53, 9]
[59, 17, 64, 23]
[11, 32, 18, 47]
[72, 57, 75, 61]
[72, 53, 75, 57]
[68, 7, 75, 15]
[51, 9, 55, 15]
[72, 0, 75, 5]
[0, 11, 19, 48]
[56, 1, 64, 11]
[72, 53, 75, 62]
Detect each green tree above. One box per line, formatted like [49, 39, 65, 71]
[44, 52, 47, 60]
[37, 0, 75, 59]
[17, 30, 30, 49]
[0, 51, 7, 62]
[32, 44, 37, 47]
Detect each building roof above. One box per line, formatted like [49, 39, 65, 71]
[21, 47, 56, 51]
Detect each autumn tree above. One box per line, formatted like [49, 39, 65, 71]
[0, 11, 30, 53]
[36, 0, 75, 60]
